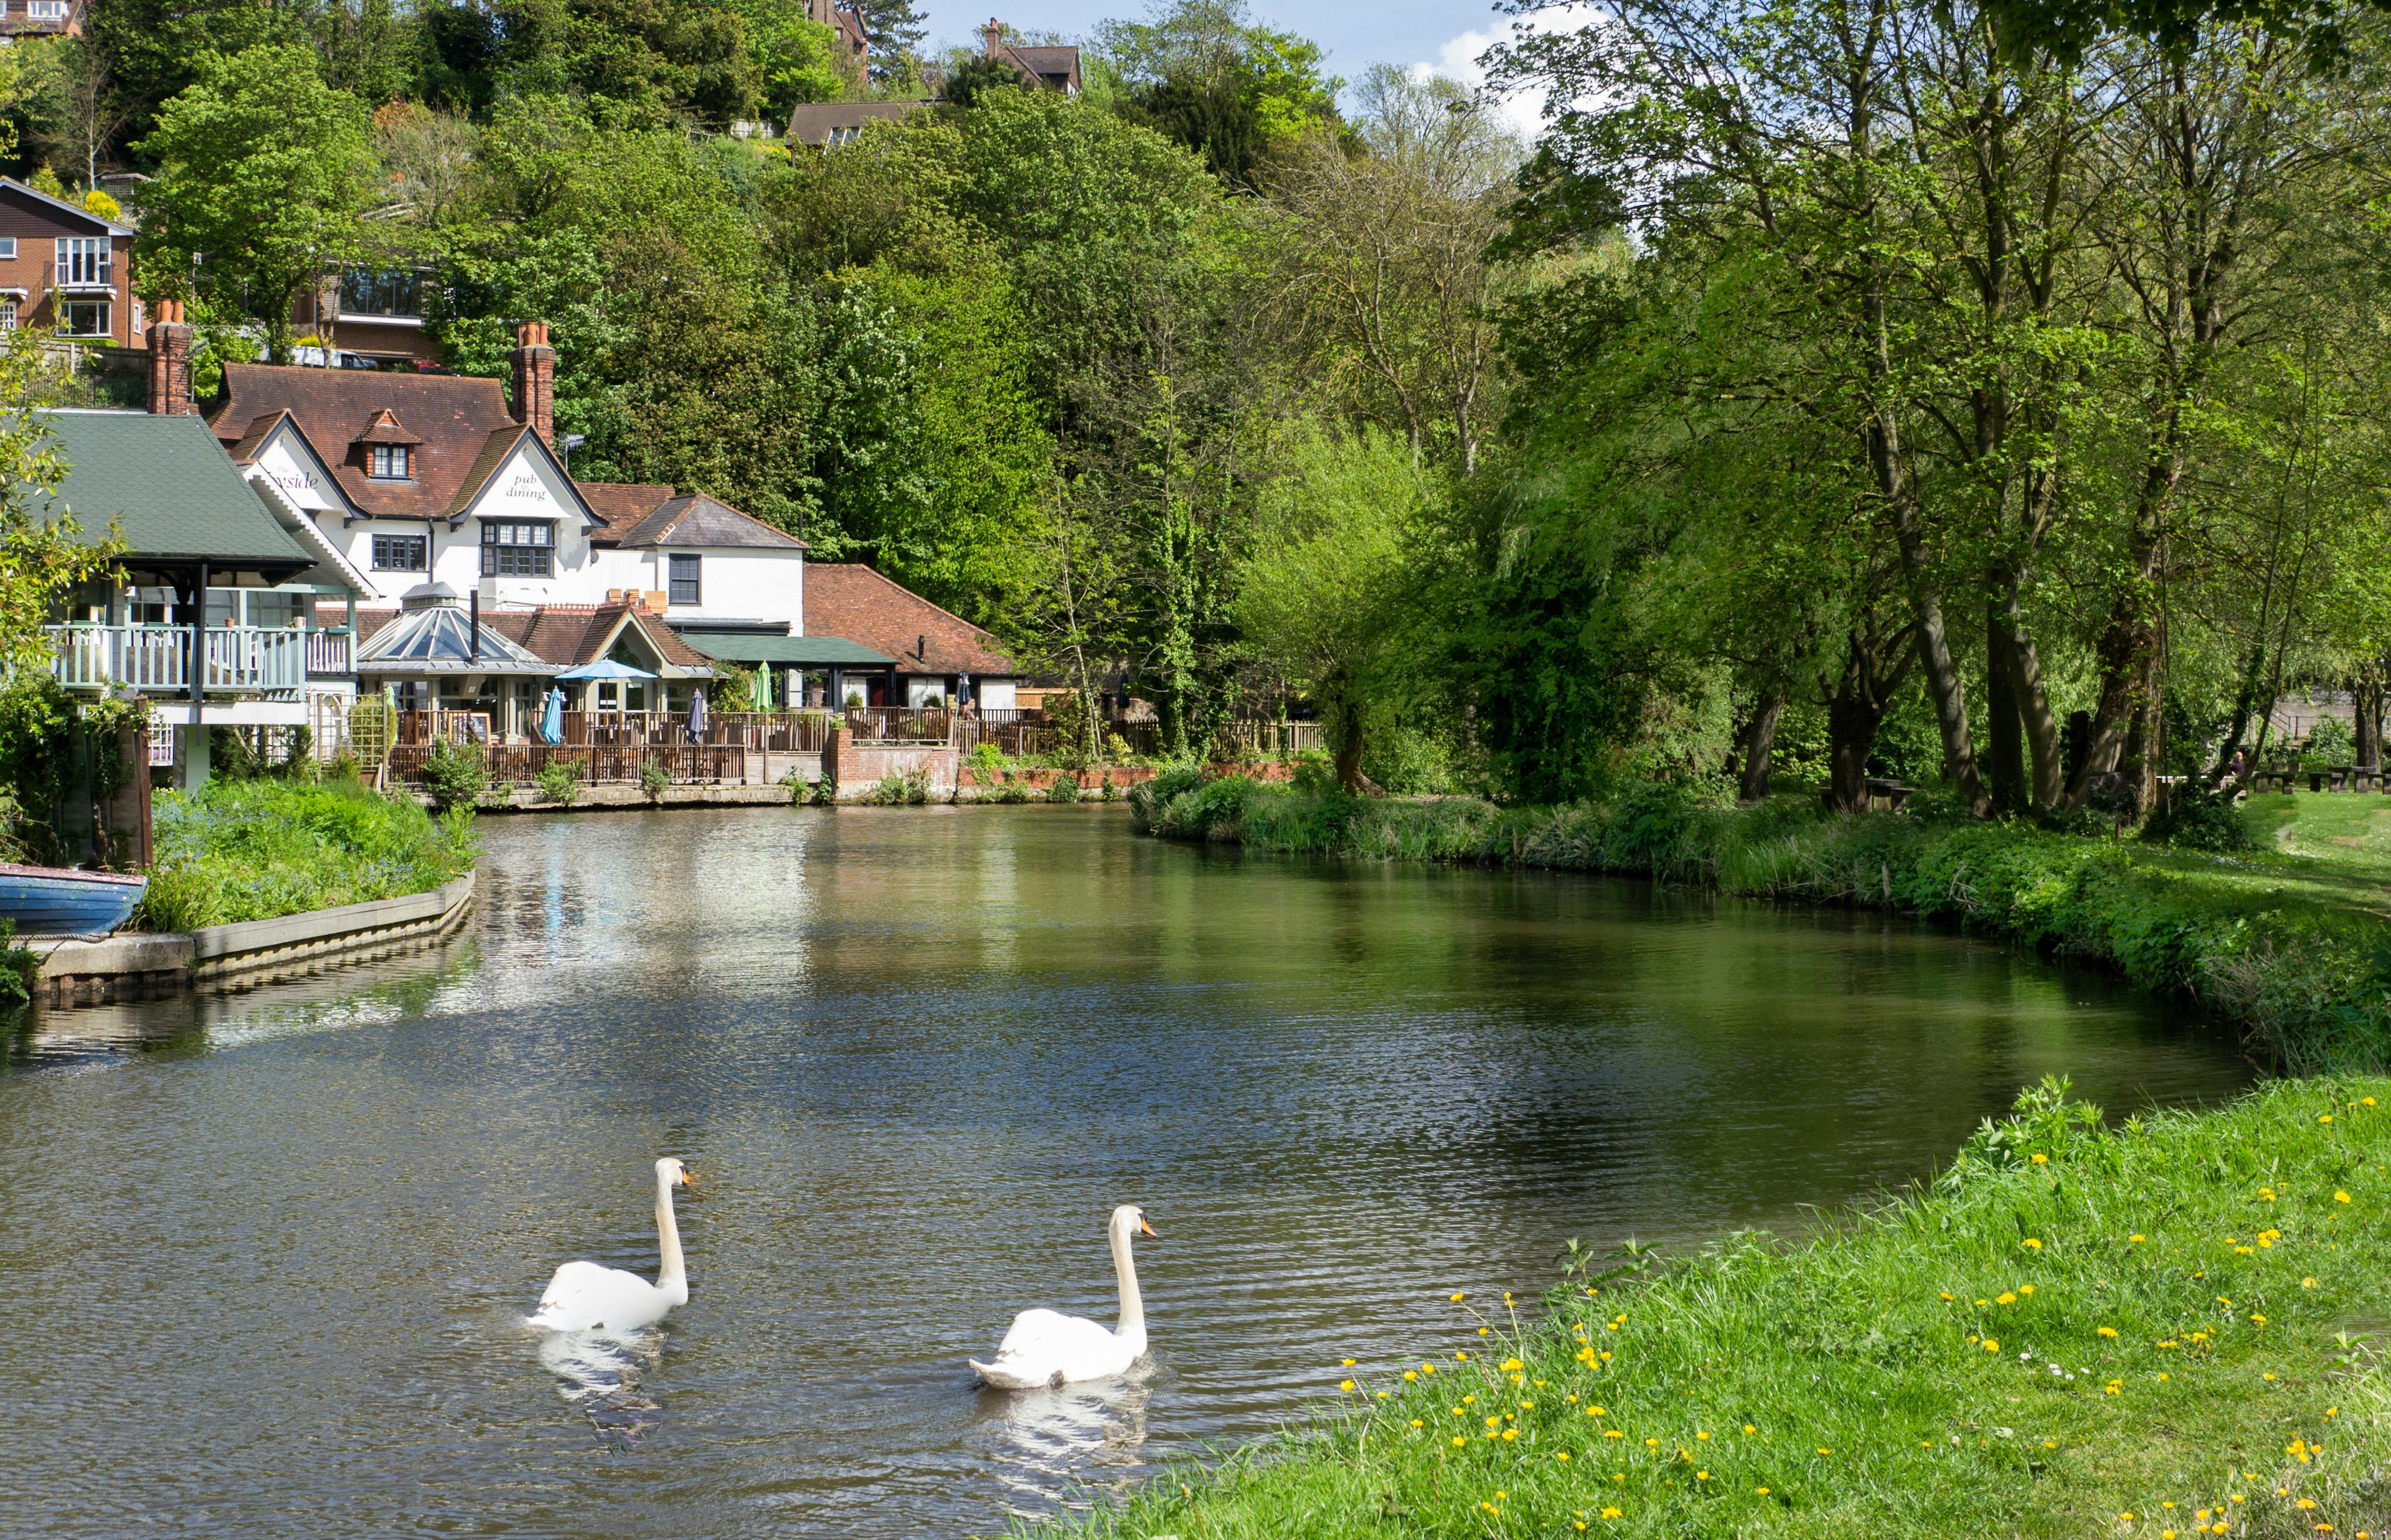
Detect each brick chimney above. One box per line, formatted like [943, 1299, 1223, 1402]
[146, 298, 194, 416]
[984, 16, 1002, 54]
[509, 320, 555, 447]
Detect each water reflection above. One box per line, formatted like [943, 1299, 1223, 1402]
[535, 1326, 672, 1451]
[0, 807, 2251, 1539]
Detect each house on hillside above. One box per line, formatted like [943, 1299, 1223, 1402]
[810, 0, 870, 68]
[39, 408, 367, 789]
[787, 101, 930, 146]
[289, 267, 441, 370]
[0, 175, 137, 344]
[981, 19, 1081, 93]
[0, 0, 85, 44]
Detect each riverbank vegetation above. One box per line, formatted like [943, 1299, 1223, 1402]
[1065, 1075, 2391, 1539]
[1137, 775, 2391, 1071]
[137, 775, 477, 931]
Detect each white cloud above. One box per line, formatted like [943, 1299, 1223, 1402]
[1414, 6, 1601, 143]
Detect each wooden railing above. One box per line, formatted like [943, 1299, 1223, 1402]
[47, 623, 309, 694]
[306, 629, 353, 677]
[386, 742, 748, 786]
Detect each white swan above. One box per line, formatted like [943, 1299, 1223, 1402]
[526, 1158, 696, 1333]
[973, 1204, 1159, 1389]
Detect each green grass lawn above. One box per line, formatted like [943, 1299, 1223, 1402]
[1059, 1077, 2391, 1540]
[2234, 796, 2391, 914]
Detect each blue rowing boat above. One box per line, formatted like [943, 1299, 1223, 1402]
[0, 862, 147, 937]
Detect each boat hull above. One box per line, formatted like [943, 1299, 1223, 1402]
[0, 863, 147, 937]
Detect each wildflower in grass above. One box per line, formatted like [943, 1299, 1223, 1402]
[2099, 1326, 2120, 1338]
[2305, 1277, 2319, 1288]
[1451, 1292, 1465, 1302]
[1743, 1424, 1757, 1434]
[2024, 1238, 2042, 1250]
[1941, 1291, 1955, 1301]
[1452, 1436, 1466, 1447]
[1556, 1452, 1570, 1461]
[1983, 1338, 2001, 1352]
[2131, 1234, 2146, 1243]
[1341, 1358, 1356, 1366]
[1590, 1406, 1606, 1416]
[2321, 1114, 2334, 1124]
[1997, 1292, 2017, 1305]
[1605, 1430, 1624, 1439]
[1410, 1419, 1424, 1429]
[2033, 1153, 2049, 1165]
[1403, 1371, 1417, 1382]
[1339, 1379, 1354, 1391]
[2019, 1284, 2035, 1295]
[2336, 1190, 2352, 1203]
[2364, 1097, 2377, 1107]
[1696, 1430, 1710, 1441]
[1697, 1470, 1709, 1480]
[1602, 1508, 1621, 1519]
[1817, 1447, 1832, 1455]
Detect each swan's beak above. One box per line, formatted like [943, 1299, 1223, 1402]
[680, 1168, 698, 1187]
[1137, 1216, 1160, 1239]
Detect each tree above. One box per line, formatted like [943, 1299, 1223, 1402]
[849, 0, 925, 73]
[0, 332, 122, 676]
[1232, 425, 1424, 789]
[134, 45, 372, 364]
[1096, 0, 1341, 185]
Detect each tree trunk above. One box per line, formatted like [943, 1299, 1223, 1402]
[1737, 691, 1785, 802]
[1985, 593, 2024, 814]
[2356, 676, 2384, 771]
[1824, 682, 1884, 815]
[1327, 671, 1366, 794]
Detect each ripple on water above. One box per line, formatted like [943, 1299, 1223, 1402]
[0, 807, 2248, 1538]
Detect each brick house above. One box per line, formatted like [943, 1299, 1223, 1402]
[981, 19, 1081, 93]
[795, 563, 1019, 708]
[0, 0, 84, 42]
[0, 174, 136, 345]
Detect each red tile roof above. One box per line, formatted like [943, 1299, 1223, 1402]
[209, 364, 526, 520]
[611, 492, 804, 550]
[577, 482, 676, 534]
[802, 564, 1015, 676]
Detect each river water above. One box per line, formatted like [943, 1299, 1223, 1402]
[0, 807, 2248, 1538]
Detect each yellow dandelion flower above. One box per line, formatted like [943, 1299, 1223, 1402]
[1556, 1452, 1570, 1462]
[2321, 1114, 2334, 1124]
[1983, 1338, 2001, 1352]
[1697, 1430, 1710, 1441]
[1602, 1507, 1621, 1519]
[1451, 1292, 1465, 1302]
[1743, 1424, 1757, 1434]
[2019, 1284, 2035, 1295]
[1341, 1358, 1356, 1366]
[2131, 1233, 2145, 1243]
[1757, 1486, 1770, 1495]
[1339, 1379, 1355, 1392]
[2023, 1238, 2042, 1250]
[2336, 1190, 2352, 1203]
[1997, 1292, 2018, 1305]
[2099, 1326, 2120, 1338]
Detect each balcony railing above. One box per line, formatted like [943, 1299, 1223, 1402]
[306, 629, 352, 677]
[48, 624, 310, 695]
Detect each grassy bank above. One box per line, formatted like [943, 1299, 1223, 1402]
[1133, 777, 2391, 1073]
[1063, 1076, 2391, 1540]
[137, 776, 477, 931]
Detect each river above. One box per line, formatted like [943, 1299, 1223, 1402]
[0, 806, 2248, 1538]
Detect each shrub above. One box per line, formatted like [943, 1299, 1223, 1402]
[965, 741, 1012, 776]
[2141, 787, 2258, 852]
[778, 766, 814, 804]
[0, 919, 35, 1011]
[422, 739, 487, 809]
[2303, 714, 2355, 771]
[134, 778, 477, 931]
[535, 761, 582, 805]
[864, 767, 931, 805]
[639, 760, 671, 801]
[1046, 772, 1082, 804]
[986, 772, 1031, 804]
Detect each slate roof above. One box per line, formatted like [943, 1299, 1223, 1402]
[608, 492, 805, 550]
[0, 173, 124, 233]
[209, 364, 530, 520]
[799, 564, 1016, 675]
[31, 410, 313, 572]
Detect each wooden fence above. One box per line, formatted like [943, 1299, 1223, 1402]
[386, 743, 748, 786]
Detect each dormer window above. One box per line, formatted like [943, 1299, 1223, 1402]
[369, 444, 413, 480]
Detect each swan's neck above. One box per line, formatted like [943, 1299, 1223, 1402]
[654, 1174, 687, 1298]
[1111, 1223, 1145, 1348]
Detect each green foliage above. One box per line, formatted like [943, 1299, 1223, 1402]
[2301, 715, 2355, 771]
[422, 738, 487, 809]
[1096, 0, 1342, 185]
[639, 759, 670, 799]
[136, 778, 477, 931]
[134, 45, 374, 360]
[2139, 788, 2260, 853]
[722, 0, 845, 116]
[1044, 772, 1081, 804]
[0, 919, 35, 1013]
[862, 766, 931, 804]
[534, 760, 582, 804]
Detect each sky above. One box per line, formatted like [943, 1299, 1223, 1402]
[914, 0, 1555, 136]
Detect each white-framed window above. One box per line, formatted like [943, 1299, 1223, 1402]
[371, 533, 427, 571]
[54, 297, 108, 337]
[55, 235, 109, 287]
[481, 520, 552, 578]
[27, 0, 67, 19]
[668, 553, 700, 606]
[0, 238, 17, 260]
[0, 298, 16, 332]
[367, 444, 412, 480]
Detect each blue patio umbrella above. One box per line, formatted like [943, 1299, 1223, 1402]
[539, 688, 564, 744]
[687, 688, 708, 743]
